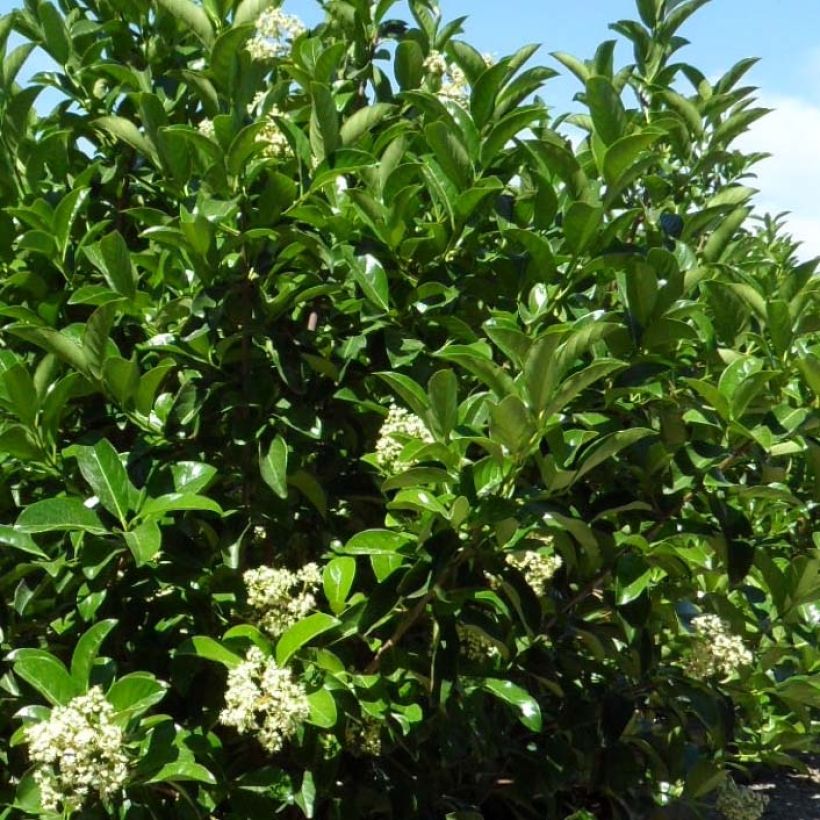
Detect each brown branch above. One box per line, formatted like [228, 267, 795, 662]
[544, 569, 612, 632]
[365, 589, 436, 674]
[364, 548, 474, 674]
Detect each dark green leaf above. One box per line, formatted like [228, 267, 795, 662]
[480, 678, 542, 731]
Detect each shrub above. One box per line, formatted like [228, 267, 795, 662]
[0, 0, 818, 817]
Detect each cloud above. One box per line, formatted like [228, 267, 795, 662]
[737, 94, 820, 261]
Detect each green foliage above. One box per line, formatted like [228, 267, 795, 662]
[0, 0, 817, 817]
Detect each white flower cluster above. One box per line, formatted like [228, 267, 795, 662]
[220, 647, 310, 753]
[244, 562, 322, 637]
[505, 549, 562, 596]
[246, 7, 306, 61]
[374, 404, 432, 474]
[197, 118, 215, 139]
[247, 90, 268, 116]
[255, 107, 292, 159]
[457, 624, 499, 661]
[423, 50, 469, 104]
[422, 50, 449, 77]
[715, 778, 769, 820]
[25, 687, 129, 814]
[685, 614, 753, 680]
[423, 50, 494, 105]
[346, 717, 382, 756]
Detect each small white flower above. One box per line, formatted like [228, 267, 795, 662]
[374, 404, 433, 474]
[247, 90, 268, 115]
[685, 615, 753, 680]
[423, 50, 449, 77]
[437, 63, 469, 103]
[457, 625, 499, 661]
[198, 118, 215, 139]
[246, 7, 306, 61]
[506, 542, 562, 597]
[715, 777, 769, 820]
[220, 647, 309, 753]
[346, 717, 382, 756]
[25, 687, 129, 814]
[423, 50, 472, 105]
[255, 107, 291, 159]
[244, 563, 322, 637]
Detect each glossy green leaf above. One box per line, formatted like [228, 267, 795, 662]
[306, 687, 338, 728]
[615, 555, 652, 605]
[123, 520, 162, 565]
[72, 439, 134, 526]
[70, 619, 117, 687]
[586, 75, 626, 145]
[376, 372, 430, 420]
[260, 436, 289, 499]
[563, 201, 603, 255]
[139, 493, 223, 519]
[323, 556, 356, 612]
[1, 363, 37, 426]
[395, 40, 424, 89]
[5, 325, 89, 375]
[0, 524, 47, 558]
[342, 530, 413, 555]
[340, 103, 395, 146]
[16, 498, 107, 535]
[176, 637, 243, 668]
[603, 131, 662, 186]
[481, 678, 542, 731]
[427, 369, 458, 439]
[147, 760, 217, 785]
[353, 255, 390, 311]
[38, 2, 70, 64]
[310, 82, 339, 163]
[276, 612, 339, 665]
[10, 651, 80, 706]
[425, 121, 472, 188]
[489, 395, 535, 455]
[106, 672, 168, 715]
[155, 0, 215, 46]
[99, 230, 137, 298]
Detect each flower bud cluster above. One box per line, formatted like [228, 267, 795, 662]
[25, 686, 129, 814]
[255, 108, 292, 159]
[505, 548, 562, 596]
[685, 614, 753, 680]
[423, 50, 469, 104]
[247, 91, 268, 116]
[220, 647, 310, 753]
[457, 625, 499, 661]
[244, 562, 322, 637]
[198, 118, 215, 139]
[374, 404, 432, 474]
[715, 778, 769, 820]
[422, 50, 449, 77]
[423, 50, 494, 105]
[346, 717, 382, 756]
[247, 8, 305, 61]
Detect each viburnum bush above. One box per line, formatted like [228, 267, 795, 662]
[0, 0, 817, 817]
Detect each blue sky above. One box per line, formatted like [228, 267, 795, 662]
[2, 0, 818, 257]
